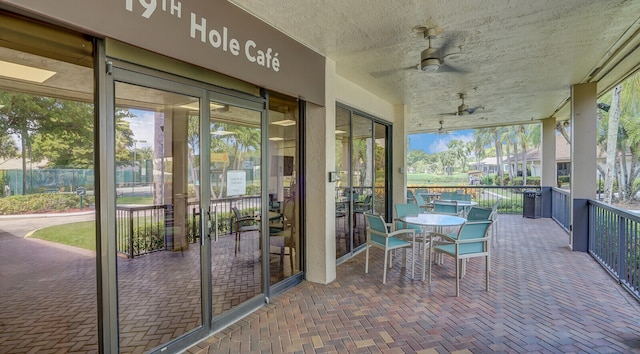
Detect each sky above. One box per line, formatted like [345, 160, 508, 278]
[126, 109, 156, 149]
[408, 130, 474, 154]
[127, 109, 475, 155]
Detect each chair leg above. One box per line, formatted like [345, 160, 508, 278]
[427, 243, 432, 284]
[423, 240, 428, 282]
[383, 249, 389, 284]
[486, 254, 490, 292]
[455, 257, 460, 297]
[234, 230, 239, 255]
[365, 245, 370, 274]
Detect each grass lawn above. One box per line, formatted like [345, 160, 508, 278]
[407, 173, 468, 185]
[116, 196, 154, 204]
[30, 221, 96, 251]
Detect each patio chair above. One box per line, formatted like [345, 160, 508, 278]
[232, 206, 260, 256]
[489, 200, 501, 245]
[431, 220, 492, 297]
[364, 213, 415, 284]
[394, 203, 430, 276]
[414, 193, 433, 212]
[432, 200, 461, 216]
[407, 190, 416, 204]
[269, 200, 296, 272]
[466, 206, 493, 221]
[441, 192, 454, 200]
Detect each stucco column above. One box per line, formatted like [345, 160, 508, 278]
[392, 105, 407, 207]
[570, 82, 597, 251]
[304, 59, 337, 284]
[541, 118, 557, 187]
[540, 117, 557, 218]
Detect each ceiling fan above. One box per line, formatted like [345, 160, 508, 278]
[442, 93, 484, 116]
[369, 27, 464, 78]
[419, 27, 465, 73]
[437, 120, 450, 134]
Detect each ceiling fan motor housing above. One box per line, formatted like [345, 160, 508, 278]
[421, 48, 441, 72]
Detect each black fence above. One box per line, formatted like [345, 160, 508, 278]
[116, 195, 261, 258]
[406, 185, 542, 214]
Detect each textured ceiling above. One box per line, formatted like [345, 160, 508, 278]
[229, 0, 640, 133]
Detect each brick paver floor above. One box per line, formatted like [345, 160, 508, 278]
[187, 215, 640, 353]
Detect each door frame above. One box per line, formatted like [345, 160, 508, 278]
[103, 58, 270, 352]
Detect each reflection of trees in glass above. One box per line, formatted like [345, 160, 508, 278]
[210, 122, 260, 198]
[0, 92, 97, 193]
[0, 90, 136, 194]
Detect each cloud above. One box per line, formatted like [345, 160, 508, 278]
[428, 132, 474, 153]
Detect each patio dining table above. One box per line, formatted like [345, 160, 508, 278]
[398, 213, 466, 281]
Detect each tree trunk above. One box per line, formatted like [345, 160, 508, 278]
[603, 85, 622, 204]
[153, 113, 165, 206]
[493, 130, 504, 185]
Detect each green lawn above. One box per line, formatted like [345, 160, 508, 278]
[116, 196, 154, 204]
[31, 221, 96, 251]
[407, 173, 468, 185]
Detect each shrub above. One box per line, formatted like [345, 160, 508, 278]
[0, 193, 94, 215]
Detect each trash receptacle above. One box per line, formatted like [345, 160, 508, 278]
[523, 190, 542, 218]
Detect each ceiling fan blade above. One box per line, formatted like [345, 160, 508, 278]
[438, 63, 467, 73]
[369, 65, 417, 78]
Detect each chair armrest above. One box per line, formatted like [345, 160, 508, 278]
[388, 228, 416, 238]
[455, 237, 490, 244]
[430, 231, 457, 242]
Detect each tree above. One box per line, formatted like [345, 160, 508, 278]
[603, 85, 621, 203]
[446, 139, 465, 172]
[0, 134, 18, 159]
[491, 127, 505, 185]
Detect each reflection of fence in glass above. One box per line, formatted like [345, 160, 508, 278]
[1, 167, 94, 196]
[116, 195, 262, 258]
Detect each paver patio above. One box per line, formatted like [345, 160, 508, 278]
[3, 215, 640, 353]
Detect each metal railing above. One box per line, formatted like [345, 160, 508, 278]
[116, 204, 168, 258]
[589, 200, 640, 301]
[116, 195, 261, 258]
[551, 187, 570, 232]
[406, 185, 542, 214]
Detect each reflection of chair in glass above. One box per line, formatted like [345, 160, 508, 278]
[364, 213, 415, 284]
[431, 220, 492, 297]
[270, 200, 297, 272]
[232, 207, 260, 256]
[335, 201, 349, 252]
[353, 194, 372, 227]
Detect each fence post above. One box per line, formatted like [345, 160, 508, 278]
[129, 209, 134, 259]
[618, 215, 626, 285]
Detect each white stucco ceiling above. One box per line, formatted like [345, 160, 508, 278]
[229, 0, 640, 133]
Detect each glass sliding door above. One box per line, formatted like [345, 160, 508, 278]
[374, 122, 388, 216]
[267, 94, 301, 283]
[207, 95, 264, 318]
[335, 106, 352, 258]
[335, 105, 391, 261]
[113, 80, 203, 353]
